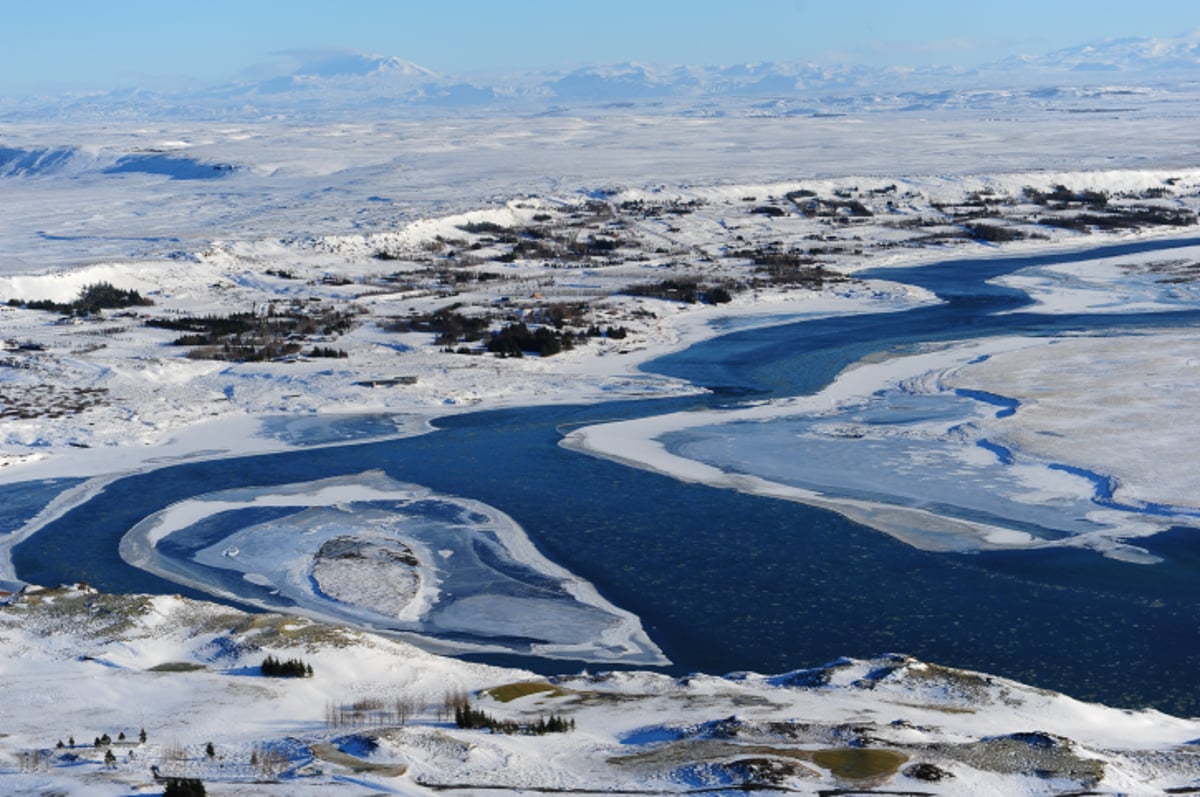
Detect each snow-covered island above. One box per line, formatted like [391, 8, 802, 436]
[4, 38, 1200, 796]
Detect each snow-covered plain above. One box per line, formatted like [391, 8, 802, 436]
[3, 45, 1200, 795]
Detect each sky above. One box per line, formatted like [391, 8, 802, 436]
[2, 0, 1198, 96]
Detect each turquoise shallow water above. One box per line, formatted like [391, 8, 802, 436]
[10, 236, 1200, 715]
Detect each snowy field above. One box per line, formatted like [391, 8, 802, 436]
[2, 52, 1200, 794]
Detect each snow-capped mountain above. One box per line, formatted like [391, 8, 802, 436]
[236, 48, 444, 83]
[220, 30, 1200, 105]
[214, 49, 447, 101]
[2, 31, 1197, 121]
[1003, 31, 1200, 73]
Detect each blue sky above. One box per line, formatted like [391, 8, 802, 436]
[2, 0, 1198, 96]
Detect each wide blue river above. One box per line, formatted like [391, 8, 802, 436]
[10, 237, 1200, 715]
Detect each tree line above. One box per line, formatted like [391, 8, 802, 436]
[261, 655, 313, 678]
[454, 703, 575, 735]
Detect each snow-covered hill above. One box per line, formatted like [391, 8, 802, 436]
[2, 584, 1198, 796]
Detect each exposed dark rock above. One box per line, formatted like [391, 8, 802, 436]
[903, 761, 954, 781]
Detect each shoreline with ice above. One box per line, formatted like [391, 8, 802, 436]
[2, 164, 1199, 685]
[5, 227, 1200, 577]
[563, 329, 1200, 564]
[5, 41, 1200, 796]
[118, 470, 666, 665]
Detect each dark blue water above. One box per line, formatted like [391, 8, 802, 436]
[0, 478, 85, 536]
[12, 236, 1200, 716]
[649, 237, 1200, 399]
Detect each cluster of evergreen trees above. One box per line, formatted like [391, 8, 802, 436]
[454, 703, 575, 735]
[162, 778, 206, 796]
[485, 322, 578, 357]
[6, 281, 153, 316]
[622, 278, 733, 305]
[145, 304, 356, 362]
[584, 324, 627, 339]
[260, 655, 313, 678]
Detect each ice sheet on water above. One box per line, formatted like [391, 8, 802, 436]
[653, 382, 1190, 560]
[119, 470, 666, 665]
[256, 413, 423, 446]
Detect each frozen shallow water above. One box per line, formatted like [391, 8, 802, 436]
[567, 239, 1200, 564]
[119, 470, 666, 665]
[659, 376, 1194, 561]
[257, 413, 427, 446]
[662, 389, 1096, 540]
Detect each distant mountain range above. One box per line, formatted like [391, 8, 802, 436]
[3, 32, 1198, 119]
[1009, 33, 1200, 73]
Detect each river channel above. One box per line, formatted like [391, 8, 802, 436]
[10, 236, 1200, 715]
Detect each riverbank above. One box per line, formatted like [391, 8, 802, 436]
[3, 167, 1200, 705]
[9, 226, 1200, 717]
[2, 165, 1197, 488]
[0, 279, 932, 485]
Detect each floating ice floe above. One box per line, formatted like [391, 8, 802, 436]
[120, 469, 666, 665]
